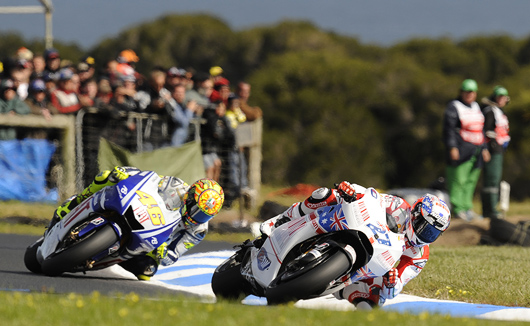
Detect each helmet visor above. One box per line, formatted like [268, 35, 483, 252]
[412, 216, 443, 244]
[184, 202, 214, 225]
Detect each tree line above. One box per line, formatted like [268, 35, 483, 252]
[2, 14, 530, 199]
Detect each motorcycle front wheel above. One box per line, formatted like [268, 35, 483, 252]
[211, 254, 254, 300]
[24, 237, 44, 274]
[265, 248, 350, 305]
[41, 224, 118, 276]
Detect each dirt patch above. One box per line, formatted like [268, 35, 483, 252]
[433, 217, 490, 247]
[434, 215, 530, 247]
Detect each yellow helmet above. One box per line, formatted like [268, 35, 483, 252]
[182, 179, 224, 225]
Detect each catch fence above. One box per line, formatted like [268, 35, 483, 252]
[0, 108, 262, 209]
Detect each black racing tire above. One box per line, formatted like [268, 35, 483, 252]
[24, 238, 44, 274]
[490, 218, 530, 246]
[211, 256, 253, 301]
[265, 249, 350, 305]
[41, 224, 118, 276]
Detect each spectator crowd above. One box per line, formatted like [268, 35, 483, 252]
[0, 47, 263, 207]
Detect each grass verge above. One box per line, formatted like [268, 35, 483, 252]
[1, 291, 527, 326]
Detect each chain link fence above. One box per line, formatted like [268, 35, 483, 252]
[0, 108, 262, 211]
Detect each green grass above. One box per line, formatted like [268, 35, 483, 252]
[0, 291, 526, 326]
[406, 246, 530, 307]
[0, 200, 56, 220]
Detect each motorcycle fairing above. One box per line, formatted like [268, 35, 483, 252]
[37, 171, 181, 263]
[249, 188, 404, 290]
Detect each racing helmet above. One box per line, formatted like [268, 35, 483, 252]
[158, 176, 189, 211]
[181, 179, 224, 225]
[406, 194, 451, 247]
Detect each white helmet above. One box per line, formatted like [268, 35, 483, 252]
[406, 194, 451, 247]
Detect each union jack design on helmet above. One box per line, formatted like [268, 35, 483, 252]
[406, 194, 451, 247]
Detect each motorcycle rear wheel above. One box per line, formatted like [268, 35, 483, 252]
[265, 249, 350, 305]
[41, 224, 118, 276]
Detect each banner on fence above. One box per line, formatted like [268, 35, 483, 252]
[0, 139, 58, 202]
[98, 138, 205, 184]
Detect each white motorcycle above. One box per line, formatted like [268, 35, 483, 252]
[24, 171, 181, 276]
[212, 187, 405, 304]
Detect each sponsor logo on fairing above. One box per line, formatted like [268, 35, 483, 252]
[349, 291, 370, 300]
[371, 188, 378, 199]
[257, 248, 271, 270]
[108, 243, 120, 255]
[91, 217, 105, 225]
[306, 201, 330, 209]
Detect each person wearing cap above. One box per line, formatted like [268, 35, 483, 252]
[24, 79, 58, 139]
[480, 86, 511, 219]
[78, 56, 96, 83]
[49, 68, 81, 114]
[116, 49, 139, 79]
[0, 79, 31, 140]
[166, 67, 186, 90]
[443, 79, 490, 221]
[43, 48, 61, 81]
[10, 58, 32, 101]
[209, 77, 230, 106]
[110, 73, 139, 116]
[25, 79, 58, 119]
[209, 66, 224, 83]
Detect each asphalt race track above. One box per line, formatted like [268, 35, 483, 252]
[0, 233, 234, 297]
[3, 233, 530, 322]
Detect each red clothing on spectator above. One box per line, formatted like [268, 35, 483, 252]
[50, 89, 81, 114]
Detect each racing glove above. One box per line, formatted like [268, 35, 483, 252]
[383, 268, 398, 288]
[335, 181, 356, 203]
[109, 166, 129, 183]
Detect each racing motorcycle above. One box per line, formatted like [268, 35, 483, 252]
[24, 171, 180, 277]
[211, 187, 405, 304]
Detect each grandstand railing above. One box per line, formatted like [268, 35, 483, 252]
[0, 114, 76, 201]
[1, 108, 262, 208]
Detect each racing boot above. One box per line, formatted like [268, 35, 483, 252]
[52, 167, 129, 221]
[119, 255, 159, 281]
[120, 243, 168, 281]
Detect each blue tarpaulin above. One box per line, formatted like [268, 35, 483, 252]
[0, 139, 58, 202]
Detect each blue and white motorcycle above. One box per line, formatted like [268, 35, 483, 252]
[24, 171, 181, 276]
[212, 187, 405, 304]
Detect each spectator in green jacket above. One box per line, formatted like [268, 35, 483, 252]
[0, 79, 31, 140]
